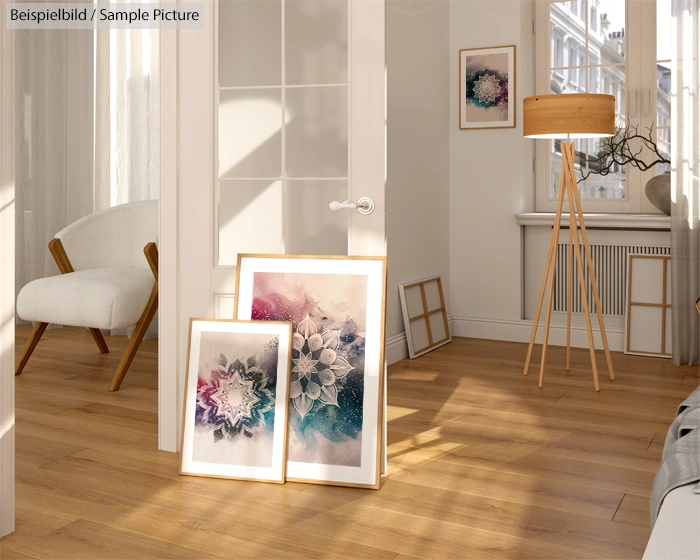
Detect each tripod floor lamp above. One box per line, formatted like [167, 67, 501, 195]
[522, 93, 616, 391]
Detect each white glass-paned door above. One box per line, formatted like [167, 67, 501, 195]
[216, 0, 349, 266]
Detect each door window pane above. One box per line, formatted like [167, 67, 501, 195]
[218, 180, 284, 265]
[285, 85, 348, 177]
[284, 180, 348, 254]
[219, 89, 283, 179]
[218, 0, 281, 87]
[285, 0, 348, 85]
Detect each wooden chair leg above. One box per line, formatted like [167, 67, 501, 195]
[15, 322, 48, 376]
[89, 328, 110, 354]
[109, 284, 158, 392]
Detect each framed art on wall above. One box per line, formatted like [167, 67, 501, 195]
[459, 45, 515, 130]
[234, 254, 387, 489]
[180, 319, 293, 483]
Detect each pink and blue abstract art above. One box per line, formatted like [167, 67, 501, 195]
[251, 272, 368, 468]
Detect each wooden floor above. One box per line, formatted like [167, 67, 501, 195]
[2, 325, 698, 560]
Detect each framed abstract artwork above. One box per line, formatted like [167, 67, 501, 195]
[399, 276, 451, 359]
[459, 45, 516, 130]
[234, 254, 387, 489]
[180, 319, 293, 483]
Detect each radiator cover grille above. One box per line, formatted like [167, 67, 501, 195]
[553, 244, 671, 316]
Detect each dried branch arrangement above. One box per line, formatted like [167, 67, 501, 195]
[577, 124, 670, 183]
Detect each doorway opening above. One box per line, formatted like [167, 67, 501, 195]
[11, 20, 162, 531]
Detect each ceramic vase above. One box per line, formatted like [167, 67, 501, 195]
[645, 171, 671, 215]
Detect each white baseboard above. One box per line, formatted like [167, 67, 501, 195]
[449, 315, 625, 352]
[384, 315, 624, 366]
[386, 332, 408, 365]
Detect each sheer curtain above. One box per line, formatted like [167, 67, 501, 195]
[95, 25, 159, 209]
[671, 0, 700, 366]
[15, 26, 94, 297]
[15, 18, 159, 339]
[94, 25, 159, 337]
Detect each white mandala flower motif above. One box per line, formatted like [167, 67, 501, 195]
[209, 370, 260, 426]
[290, 314, 354, 420]
[293, 352, 318, 379]
[473, 74, 501, 104]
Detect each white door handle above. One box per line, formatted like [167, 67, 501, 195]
[327, 197, 375, 215]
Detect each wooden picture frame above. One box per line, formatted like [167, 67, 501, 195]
[234, 254, 387, 489]
[459, 45, 516, 130]
[625, 254, 672, 358]
[180, 319, 294, 483]
[399, 276, 451, 359]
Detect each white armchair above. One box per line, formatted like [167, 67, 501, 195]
[15, 200, 159, 391]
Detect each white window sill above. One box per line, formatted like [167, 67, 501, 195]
[515, 213, 671, 230]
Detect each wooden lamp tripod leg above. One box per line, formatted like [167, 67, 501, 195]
[567, 153, 615, 381]
[563, 143, 600, 391]
[538, 223, 560, 388]
[566, 201, 574, 371]
[523, 158, 569, 379]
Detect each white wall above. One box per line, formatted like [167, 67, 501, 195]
[386, 0, 450, 363]
[448, 0, 534, 336]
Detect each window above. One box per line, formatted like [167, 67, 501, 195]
[591, 4, 598, 31]
[552, 30, 564, 69]
[535, 0, 672, 213]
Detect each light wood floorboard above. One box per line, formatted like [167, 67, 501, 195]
[2, 325, 695, 559]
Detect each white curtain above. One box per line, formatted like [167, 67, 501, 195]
[96, 25, 159, 338]
[671, 0, 700, 366]
[15, 26, 94, 296]
[15, 16, 159, 339]
[95, 25, 159, 209]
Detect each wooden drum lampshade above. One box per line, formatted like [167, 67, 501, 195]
[522, 93, 616, 391]
[523, 93, 615, 139]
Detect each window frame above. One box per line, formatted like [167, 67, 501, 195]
[534, 0, 664, 214]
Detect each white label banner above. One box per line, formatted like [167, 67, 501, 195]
[7, 3, 204, 29]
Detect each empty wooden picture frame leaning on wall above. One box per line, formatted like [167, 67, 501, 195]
[399, 276, 451, 359]
[625, 254, 672, 358]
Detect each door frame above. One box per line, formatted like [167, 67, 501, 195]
[0, 0, 16, 538]
[158, 29, 179, 452]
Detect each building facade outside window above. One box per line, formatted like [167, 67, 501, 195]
[534, 0, 672, 213]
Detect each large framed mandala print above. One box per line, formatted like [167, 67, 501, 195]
[180, 319, 293, 483]
[234, 255, 387, 489]
[459, 45, 515, 130]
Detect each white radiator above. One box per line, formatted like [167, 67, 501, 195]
[553, 243, 671, 316]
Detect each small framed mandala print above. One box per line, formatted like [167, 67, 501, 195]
[234, 254, 388, 489]
[459, 45, 516, 130]
[180, 319, 293, 483]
